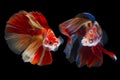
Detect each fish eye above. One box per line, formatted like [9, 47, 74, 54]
[88, 23, 91, 27]
[89, 38, 93, 43]
[49, 41, 53, 45]
[89, 30, 93, 34]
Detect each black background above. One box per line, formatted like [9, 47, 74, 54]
[0, 0, 120, 80]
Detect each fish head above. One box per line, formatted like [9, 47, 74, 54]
[81, 25, 101, 47]
[43, 29, 63, 51]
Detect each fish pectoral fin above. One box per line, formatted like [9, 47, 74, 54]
[102, 48, 117, 61]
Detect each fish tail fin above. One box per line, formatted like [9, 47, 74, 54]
[6, 11, 32, 34]
[5, 10, 41, 55]
[5, 10, 46, 55]
[5, 33, 32, 55]
[6, 11, 49, 35]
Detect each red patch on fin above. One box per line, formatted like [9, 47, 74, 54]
[40, 50, 52, 66]
[30, 12, 49, 28]
[31, 46, 43, 65]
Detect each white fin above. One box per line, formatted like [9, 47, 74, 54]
[5, 32, 32, 54]
[26, 13, 43, 29]
[114, 55, 117, 61]
[22, 36, 43, 63]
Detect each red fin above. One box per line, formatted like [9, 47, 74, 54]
[90, 43, 117, 65]
[87, 51, 103, 67]
[6, 11, 44, 36]
[6, 11, 32, 34]
[31, 45, 52, 66]
[76, 26, 86, 36]
[40, 50, 52, 66]
[89, 44, 103, 67]
[87, 56, 102, 67]
[102, 47, 117, 60]
[31, 46, 43, 64]
[91, 44, 103, 60]
[67, 37, 72, 43]
[87, 55, 96, 67]
[22, 36, 43, 63]
[79, 46, 103, 67]
[30, 12, 49, 29]
[59, 19, 73, 37]
[59, 17, 91, 37]
[79, 46, 91, 67]
[35, 48, 52, 66]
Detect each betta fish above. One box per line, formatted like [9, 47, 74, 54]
[5, 10, 63, 66]
[59, 12, 117, 67]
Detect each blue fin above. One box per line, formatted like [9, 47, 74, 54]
[75, 54, 81, 66]
[64, 34, 83, 63]
[101, 30, 108, 45]
[64, 34, 78, 60]
[75, 12, 95, 22]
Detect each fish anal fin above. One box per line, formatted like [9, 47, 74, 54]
[22, 37, 43, 63]
[37, 49, 52, 66]
[41, 50, 52, 66]
[31, 46, 43, 65]
[78, 46, 90, 67]
[78, 46, 103, 67]
[87, 54, 103, 68]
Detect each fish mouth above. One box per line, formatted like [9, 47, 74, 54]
[43, 36, 64, 51]
[51, 36, 64, 51]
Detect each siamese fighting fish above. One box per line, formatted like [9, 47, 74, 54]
[5, 11, 63, 66]
[59, 12, 117, 67]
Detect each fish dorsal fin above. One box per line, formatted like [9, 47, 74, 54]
[26, 13, 44, 29]
[29, 11, 50, 29]
[75, 12, 95, 22]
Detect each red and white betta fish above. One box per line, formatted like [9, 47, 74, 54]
[59, 12, 117, 68]
[5, 11, 63, 66]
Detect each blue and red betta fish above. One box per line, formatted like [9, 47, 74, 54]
[59, 12, 117, 67]
[5, 11, 63, 66]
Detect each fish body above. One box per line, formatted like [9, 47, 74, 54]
[59, 12, 117, 67]
[5, 11, 62, 66]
